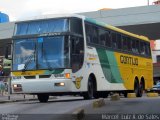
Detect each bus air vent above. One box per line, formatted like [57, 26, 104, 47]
[24, 76, 36, 79]
[39, 75, 51, 78]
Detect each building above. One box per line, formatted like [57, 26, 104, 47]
[0, 12, 9, 23]
[151, 40, 160, 83]
[0, 12, 11, 75]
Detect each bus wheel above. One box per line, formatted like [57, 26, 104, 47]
[134, 80, 139, 97]
[37, 94, 49, 103]
[83, 78, 94, 100]
[138, 81, 144, 97]
[123, 91, 128, 98]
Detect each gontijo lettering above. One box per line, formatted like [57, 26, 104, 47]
[120, 55, 138, 66]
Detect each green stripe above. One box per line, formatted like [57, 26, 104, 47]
[96, 48, 123, 83]
[44, 69, 64, 75]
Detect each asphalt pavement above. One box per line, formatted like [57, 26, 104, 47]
[0, 94, 37, 103]
[74, 96, 160, 120]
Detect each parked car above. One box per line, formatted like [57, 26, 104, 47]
[151, 82, 160, 94]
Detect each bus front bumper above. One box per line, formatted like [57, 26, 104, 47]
[11, 79, 72, 94]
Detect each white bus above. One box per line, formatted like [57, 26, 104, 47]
[9, 14, 153, 102]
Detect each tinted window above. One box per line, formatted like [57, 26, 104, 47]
[144, 42, 151, 56]
[106, 32, 111, 47]
[15, 19, 69, 35]
[136, 40, 140, 54]
[140, 41, 145, 55]
[122, 36, 128, 51]
[132, 39, 139, 54]
[99, 29, 106, 46]
[92, 26, 99, 44]
[70, 18, 83, 35]
[111, 32, 117, 49]
[71, 36, 84, 73]
[117, 34, 122, 49]
[85, 23, 98, 44]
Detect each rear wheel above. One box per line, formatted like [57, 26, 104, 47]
[123, 91, 128, 98]
[138, 81, 144, 97]
[134, 80, 139, 97]
[37, 94, 49, 103]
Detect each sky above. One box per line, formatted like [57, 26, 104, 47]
[0, 0, 155, 21]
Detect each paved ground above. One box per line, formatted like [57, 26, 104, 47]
[0, 94, 37, 103]
[0, 94, 160, 120]
[73, 96, 160, 120]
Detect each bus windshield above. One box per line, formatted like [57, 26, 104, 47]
[13, 36, 70, 71]
[15, 19, 68, 35]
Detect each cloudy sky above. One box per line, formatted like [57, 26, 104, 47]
[0, 0, 155, 21]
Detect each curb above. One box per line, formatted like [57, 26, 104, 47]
[127, 93, 136, 98]
[147, 93, 159, 97]
[110, 94, 120, 101]
[72, 108, 85, 120]
[0, 100, 12, 104]
[0, 96, 57, 104]
[0, 99, 37, 104]
[93, 98, 105, 108]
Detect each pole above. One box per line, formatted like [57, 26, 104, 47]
[148, 0, 150, 6]
[8, 77, 11, 100]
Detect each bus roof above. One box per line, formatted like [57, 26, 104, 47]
[15, 14, 84, 23]
[15, 14, 149, 42]
[84, 17, 150, 42]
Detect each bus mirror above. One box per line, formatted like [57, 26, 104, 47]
[5, 51, 11, 60]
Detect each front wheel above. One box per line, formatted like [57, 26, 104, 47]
[83, 79, 94, 100]
[37, 94, 49, 103]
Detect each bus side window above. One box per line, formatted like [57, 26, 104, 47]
[85, 23, 98, 45]
[136, 40, 140, 54]
[145, 42, 150, 57]
[71, 37, 84, 73]
[85, 23, 92, 44]
[122, 36, 127, 51]
[105, 32, 111, 47]
[140, 41, 145, 55]
[147, 43, 151, 57]
[132, 39, 139, 54]
[92, 26, 99, 44]
[127, 37, 132, 51]
[99, 29, 106, 46]
[111, 32, 117, 49]
[117, 34, 122, 50]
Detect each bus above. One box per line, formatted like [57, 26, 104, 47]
[8, 14, 153, 102]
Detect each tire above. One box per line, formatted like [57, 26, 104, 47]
[123, 91, 128, 98]
[37, 94, 49, 103]
[83, 78, 94, 100]
[134, 81, 139, 97]
[138, 82, 144, 97]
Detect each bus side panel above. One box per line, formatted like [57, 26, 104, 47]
[95, 48, 126, 91]
[115, 52, 153, 90]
